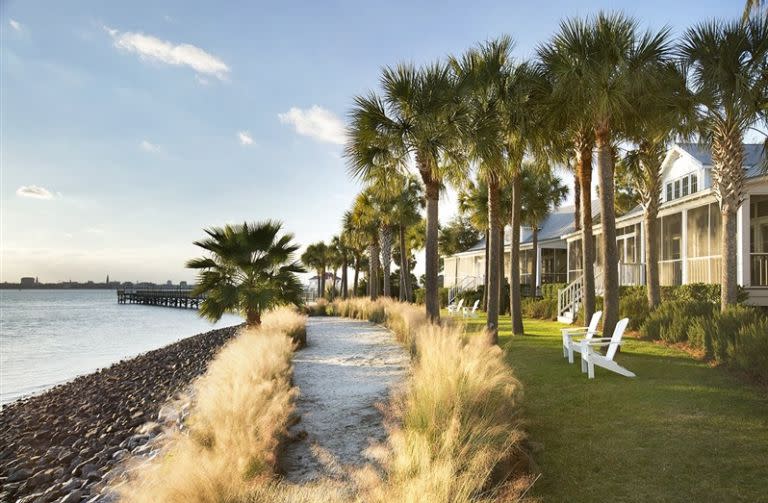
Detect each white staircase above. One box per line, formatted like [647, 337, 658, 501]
[557, 275, 583, 324]
[448, 275, 482, 305]
[557, 268, 604, 324]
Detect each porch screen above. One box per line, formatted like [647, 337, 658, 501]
[751, 195, 768, 286]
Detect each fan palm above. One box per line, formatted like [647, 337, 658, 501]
[186, 221, 305, 326]
[346, 191, 383, 299]
[520, 161, 569, 291]
[539, 12, 672, 334]
[346, 62, 466, 321]
[301, 241, 329, 297]
[624, 62, 694, 309]
[680, 17, 768, 308]
[342, 212, 368, 297]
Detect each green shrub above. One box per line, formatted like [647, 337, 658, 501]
[619, 290, 650, 330]
[686, 305, 764, 359]
[731, 319, 768, 382]
[540, 283, 566, 301]
[522, 296, 557, 320]
[413, 287, 450, 308]
[640, 300, 716, 342]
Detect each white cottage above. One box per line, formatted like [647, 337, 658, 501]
[442, 142, 768, 318]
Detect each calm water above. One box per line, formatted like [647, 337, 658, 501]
[0, 289, 241, 405]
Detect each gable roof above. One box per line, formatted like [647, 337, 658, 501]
[676, 142, 766, 178]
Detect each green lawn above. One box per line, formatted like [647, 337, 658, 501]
[461, 313, 768, 503]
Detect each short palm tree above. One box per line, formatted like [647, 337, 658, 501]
[520, 161, 569, 291]
[346, 63, 466, 321]
[539, 12, 672, 334]
[680, 17, 768, 308]
[624, 62, 694, 309]
[186, 221, 305, 326]
[342, 212, 368, 296]
[301, 241, 329, 297]
[346, 191, 382, 300]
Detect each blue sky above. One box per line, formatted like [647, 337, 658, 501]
[1, 0, 741, 283]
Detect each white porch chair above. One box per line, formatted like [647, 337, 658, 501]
[462, 299, 480, 318]
[561, 311, 602, 364]
[580, 318, 635, 379]
[447, 298, 465, 316]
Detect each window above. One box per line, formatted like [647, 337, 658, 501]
[666, 173, 698, 203]
[682, 177, 689, 196]
[666, 183, 673, 202]
[690, 175, 698, 194]
[674, 180, 681, 199]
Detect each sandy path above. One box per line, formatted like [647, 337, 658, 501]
[281, 317, 408, 483]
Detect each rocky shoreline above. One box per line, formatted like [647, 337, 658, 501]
[0, 324, 241, 503]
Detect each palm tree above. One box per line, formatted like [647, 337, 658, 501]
[342, 211, 369, 297]
[520, 162, 569, 291]
[680, 17, 768, 308]
[332, 234, 351, 298]
[539, 12, 672, 334]
[327, 237, 346, 299]
[624, 62, 694, 309]
[744, 0, 766, 21]
[452, 36, 541, 340]
[346, 63, 466, 322]
[391, 175, 424, 301]
[346, 191, 382, 300]
[457, 179, 491, 310]
[301, 241, 329, 297]
[186, 221, 305, 326]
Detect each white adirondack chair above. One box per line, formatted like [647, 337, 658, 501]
[462, 299, 480, 318]
[580, 318, 635, 379]
[561, 311, 602, 364]
[447, 298, 465, 316]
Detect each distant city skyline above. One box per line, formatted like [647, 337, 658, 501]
[1, 0, 740, 282]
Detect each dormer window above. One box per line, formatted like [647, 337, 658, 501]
[665, 173, 699, 203]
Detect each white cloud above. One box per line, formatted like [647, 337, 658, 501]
[237, 131, 254, 146]
[278, 106, 346, 145]
[105, 26, 230, 80]
[16, 185, 54, 200]
[140, 139, 161, 153]
[9, 19, 22, 32]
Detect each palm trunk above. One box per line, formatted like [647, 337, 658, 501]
[531, 227, 539, 293]
[380, 226, 392, 298]
[320, 266, 327, 298]
[399, 224, 408, 301]
[712, 135, 745, 309]
[510, 171, 524, 336]
[487, 179, 502, 344]
[353, 255, 360, 297]
[246, 309, 261, 326]
[341, 255, 349, 299]
[574, 168, 582, 231]
[644, 202, 661, 309]
[577, 143, 596, 323]
[369, 242, 380, 300]
[595, 129, 620, 337]
[482, 229, 490, 311]
[316, 269, 323, 297]
[721, 209, 738, 307]
[424, 178, 440, 322]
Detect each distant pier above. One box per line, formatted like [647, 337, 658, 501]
[117, 287, 205, 309]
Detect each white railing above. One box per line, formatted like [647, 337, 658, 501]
[558, 275, 583, 322]
[659, 259, 683, 286]
[751, 253, 768, 287]
[619, 262, 645, 286]
[686, 255, 722, 284]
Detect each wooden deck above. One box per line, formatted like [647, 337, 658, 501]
[117, 287, 204, 309]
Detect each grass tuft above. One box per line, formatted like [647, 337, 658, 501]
[117, 309, 305, 503]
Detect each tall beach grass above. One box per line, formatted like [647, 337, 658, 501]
[118, 308, 306, 503]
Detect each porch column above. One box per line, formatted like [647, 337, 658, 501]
[639, 221, 646, 285]
[681, 208, 688, 284]
[738, 194, 750, 286]
[535, 244, 542, 288]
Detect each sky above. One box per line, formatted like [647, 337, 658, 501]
[1, 0, 742, 283]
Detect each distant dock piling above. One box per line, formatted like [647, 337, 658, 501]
[117, 287, 204, 309]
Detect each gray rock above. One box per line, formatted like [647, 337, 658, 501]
[8, 467, 32, 482]
[59, 489, 83, 503]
